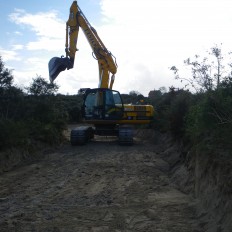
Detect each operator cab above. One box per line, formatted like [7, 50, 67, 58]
[83, 88, 124, 121]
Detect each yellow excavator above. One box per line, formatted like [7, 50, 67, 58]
[48, 1, 154, 145]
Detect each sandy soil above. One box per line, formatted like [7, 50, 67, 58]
[0, 132, 201, 232]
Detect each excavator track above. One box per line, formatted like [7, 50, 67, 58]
[70, 126, 94, 145]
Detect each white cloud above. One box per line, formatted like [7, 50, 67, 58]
[14, 31, 23, 36]
[9, 9, 65, 39]
[12, 56, 53, 88]
[12, 70, 37, 89]
[9, 9, 65, 52]
[0, 48, 21, 61]
[26, 37, 64, 51]
[11, 44, 24, 50]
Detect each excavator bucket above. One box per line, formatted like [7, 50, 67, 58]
[48, 56, 73, 83]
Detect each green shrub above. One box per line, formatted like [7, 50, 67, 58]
[150, 89, 192, 138]
[185, 89, 232, 149]
[169, 91, 192, 137]
[0, 120, 28, 149]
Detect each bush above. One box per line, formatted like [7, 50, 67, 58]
[185, 88, 232, 149]
[0, 120, 28, 149]
[150, 88, 192, 138]
[169, 90, 192, 137]
[28, 120, 66, 145]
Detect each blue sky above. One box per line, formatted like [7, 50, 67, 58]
[1, 0, 232, 95]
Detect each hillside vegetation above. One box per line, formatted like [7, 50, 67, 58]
[1, 46, 232, 158]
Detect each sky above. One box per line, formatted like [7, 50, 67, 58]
[0, 0, 232, 96]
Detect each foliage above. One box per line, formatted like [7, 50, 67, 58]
[166, 45, 232, 151]
[170, 45, 228, 92]
[185, 88, 232, 149]
[0, 86, 24, 120]
[185, 93, 214, 141]
[148, 82, 232, 152]
[0, 56, 69, 150]
[55, 94, 83, 123]
[168, 90, 192, 137]
[27, 119, 67, 145]
[149, 87, 192, 138]
[122, 91, 149, 105]
[0, 56, 13, 88]
[0, 119, 28, 148]
[26, 75, 59, 96]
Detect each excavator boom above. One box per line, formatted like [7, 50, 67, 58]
[48, 1, 117, 88]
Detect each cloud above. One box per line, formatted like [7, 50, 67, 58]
[0, 48, 21, 61]
[12, 70, 37, 88]
[11, 44, 24, 50]
[9, 9, 65, 39]
[12, 57, 52, 88]
[99, 0, 231, 54]
[9, 9, 65, 51]
[95, 0, 232, 94]
[14, 31, 23, 36]
[26, 37, 64, 51]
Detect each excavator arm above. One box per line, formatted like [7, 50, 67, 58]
[48, 1, 117, 89]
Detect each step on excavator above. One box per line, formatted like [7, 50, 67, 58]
[48, 1, 154, 145]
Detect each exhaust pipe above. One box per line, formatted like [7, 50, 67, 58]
[48, 56, 73, 83]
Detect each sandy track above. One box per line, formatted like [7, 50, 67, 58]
[0, 135, 200, 232]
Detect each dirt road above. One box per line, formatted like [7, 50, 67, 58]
[0, 133, 200, 232]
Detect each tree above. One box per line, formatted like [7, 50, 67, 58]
[129, 90, 142, 96]
[211, 45, 223, 88]
[128, 90, 145, 104]
[170, 45, 227, 92]
[148, 89, 162, 103]
[26, 75, 59, 96]
[0, 56, 13, 88]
